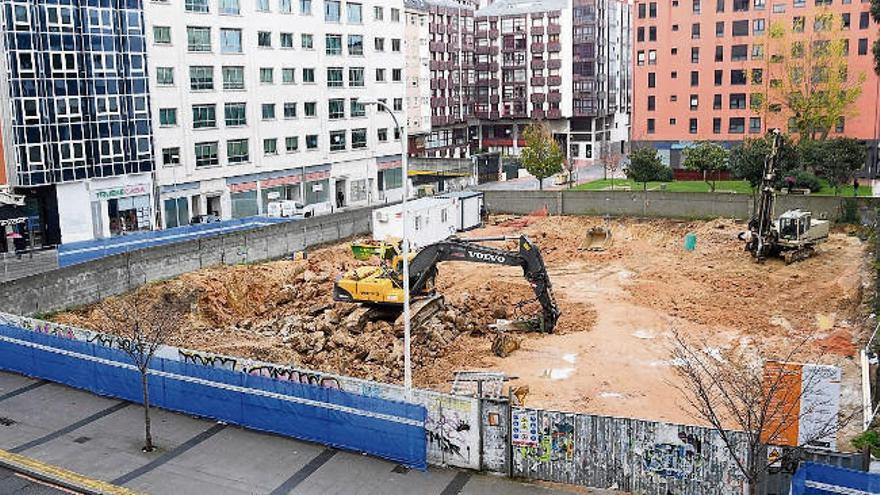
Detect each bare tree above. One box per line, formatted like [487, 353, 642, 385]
[598, 139, 623, 190]
[670, 330, 854, 495]
[94, 291, 191, 452]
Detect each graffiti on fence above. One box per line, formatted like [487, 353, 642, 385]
[642, 442, 700, 479]
[177, 349, 341, 389]
[518, 413, 575, 464]
[424, 396, 475, 465]
[0, 314, 82, 341]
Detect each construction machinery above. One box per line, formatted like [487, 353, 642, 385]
[741, 130, 829, 264]
[333, 235, 560, 333]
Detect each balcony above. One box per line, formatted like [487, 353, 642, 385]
[476, 29, 489, 38]
[547, 75, 561, 86]
[429, 41, 445, 52]
[488, 94, 499, 104]
[476, 78, 500, 87]
[475, 45, 491, 55]
[530, 42, 545, 52]
[438, 78, 448, 89]
[547, 24, 561, 35]
[437, 23, 446, 34]
[447, 41, 460, 51]
[547, 42, 561, 52]
[547, 108, 562, 119]
[431, 97, 447, 107]
[489, 111, 500, 120]
[530, 25, 544, 35]
[530, 109, 545, 120]
[430, 60, 442, 71]
[547, 59, 562, 69]
[474, 111, 489, 119]
[431, 115, 448, 126]
[489, 29, 499, 39]
[530, 59, 545, 70]
[547, 91, 562, 103]
[530, 76, 545, 86]
[530, 93, 546, 104]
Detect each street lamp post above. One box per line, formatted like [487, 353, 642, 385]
[361, 99, 412, 397]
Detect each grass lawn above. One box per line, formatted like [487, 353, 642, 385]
[573, 179, 872, 197]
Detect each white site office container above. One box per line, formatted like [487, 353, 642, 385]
[438, 191, 484, 231]
[372, 197, 458, 249]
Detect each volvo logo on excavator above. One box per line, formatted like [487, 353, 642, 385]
[467, 251, 506, 263]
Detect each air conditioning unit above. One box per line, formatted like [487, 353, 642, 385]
[376, 211, 389, 222]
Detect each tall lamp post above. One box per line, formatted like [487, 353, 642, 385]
[361, 98, 412, 397]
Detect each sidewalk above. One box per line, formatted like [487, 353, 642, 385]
[0, 370, 609, 495]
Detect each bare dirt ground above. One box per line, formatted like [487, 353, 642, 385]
[52, 215, 873, 432]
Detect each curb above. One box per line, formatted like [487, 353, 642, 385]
[0, 448, 141, 495]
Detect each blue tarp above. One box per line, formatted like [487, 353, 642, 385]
[0, 324, 427, 469]
[57, 216, 297, 267]
[792, 462, 880, 494]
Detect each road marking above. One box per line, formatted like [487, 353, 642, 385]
[111, 423, 227, 485]
[10, 401, 129, 453]
[440, 471, 472, 495]
[0, 380, 47, 403]
[269, 448, 337, 495]
[0, 448, 141, 495]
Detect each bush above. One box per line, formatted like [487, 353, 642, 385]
[656, 166, 673, 182]
[852, 429, 880, 458]
[781, 170, 821, 192]
[841, 198, 860, 224]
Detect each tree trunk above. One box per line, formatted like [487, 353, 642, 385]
[141, 371, 154, 452]
[538, 176, 544, 190]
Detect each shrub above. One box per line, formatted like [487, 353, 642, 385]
[782, 170, 821, 192]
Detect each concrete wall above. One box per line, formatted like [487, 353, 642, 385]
[0, 207, 373, 316]
[483, 190, 880, 221]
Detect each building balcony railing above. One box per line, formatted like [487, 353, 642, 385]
[530, 25, 545, 35]
[530, 76, 545, 86]
[476, 29, 489, 38]
[431, 115, 448, 126]
[474, 111, 489, 119]
[547, 41, 561, 52]
[489, 111, 500, 120]
[547, 59, 562, 69]
[431, 97, 447, 107]
[547, 91, 562, 103]
[530, 109, 545, 119]
[489, 94, 500, 104]
[476, 78, 500, 87]
[429, 41, 445, 52]
[547, 75, 561, 86]
[547, 24, 561, 35]
[447, 42, 460, 51]
[430, 60, 442, 70]
[547, 108, 562, 119]
[530, 42, 545, 52]
[530, 93, 546, 103]
[489, 29, 499, 39]
[530, 59, 545, 70]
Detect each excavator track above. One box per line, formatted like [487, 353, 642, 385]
[394, 295, 445, 332]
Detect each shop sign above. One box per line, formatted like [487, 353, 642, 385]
[93, 184, 150, 201]
[0, 217, 27, 227]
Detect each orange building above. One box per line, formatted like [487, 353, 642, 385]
[632, 0, 880, 171]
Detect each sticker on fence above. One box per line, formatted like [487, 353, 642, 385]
[512, 409, 539, 446]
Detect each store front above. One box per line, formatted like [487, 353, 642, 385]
[90, 182, 153, 238]
[226, 166, 331, 219]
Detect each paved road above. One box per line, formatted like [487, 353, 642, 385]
[0, 465, 73, 494]
[0, 371, 611, 495]
[477, 163, 618, 191]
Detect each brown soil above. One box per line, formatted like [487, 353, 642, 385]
[52, 215, 872, 429]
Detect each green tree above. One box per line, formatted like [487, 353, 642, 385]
[762, 13, 865, 140]
[729, 133, 799, 190]
[872, 0, 880, 74]
[817, 138, 867, 195]
[521, 123, 564, 190]
[683, 141, 730, 192]
[626, 146, 665, 191]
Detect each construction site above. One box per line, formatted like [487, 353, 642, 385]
[50, 209, 873, 428]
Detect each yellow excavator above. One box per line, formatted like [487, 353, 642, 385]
[333, 235, 560, 333]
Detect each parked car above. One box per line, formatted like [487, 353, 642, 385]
[191, 214, 222, 224]
[267, 200, 332, 218]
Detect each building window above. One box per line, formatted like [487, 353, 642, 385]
[195, 141, 219, 167]
[281, 32, 294, 48]
[187, 26, 211, 51]
[713, 94, 722, 109]
[282, 68, 296, 84]
[392, 68, 402, 81]
[257, 0, 270, 11]
[691, 47, 700, 63]
[306, 134, 318, 149]
[858, 38, 868, 55]
[223, 66, 244, 89]
[715, 21, 724, 37]
[689, 118, 698, 134]
[714, 69, 723, 85]
[391, 7, 399, 21]
[647, 95, 656, 111]
[860, 11, 870, 30]
[301, 33, 314, 49]
[392, 38, 401, 52]
[375, 68, 386, 82]
[347, 2, 362, 23]
[689, 94, 699, 110]
[690, 71, 699, 86]
[327, 67, 344, 87]
[713, 117, 721, 134]
[286, 136, 299, 152]
[153, 26, 171, 44]
[647, 118, 655, 133]
[375, 37, 385, 51]
[225, 102, 246, 126]
[349, 67, 364, 86]
[729, 117, 745, 133]
[227, 139, 249, 163]
[732, 20, 748, 36]
[749, 117, 762, 133]
[280, 0, 292, 12]
[374, 5, 383, 20]
[157, 67, 174, 85]
[648, 72, 656, 88]
[730, 69, 746, 84]
[329, 98, 345, 119]
[393, 98, 403, 111]
[159, 108, 177, 126]
[192, 104, 216, 128]
[326, 34, 342, 54]
[258, 31, 272, 47]
[304, 102, 317, 116]
[162, 147, 181, 166]
[262, 103, 276, 119]
[729, 93, 746, 109]
[283, 102, 297, 118]
[329, 130, 346, 151]
[186, 0, 209, 13]
[350, 99, 365, 117]
[303, 68, 315, 82]
[264, 138, 278, 155]
[325, 0, 341, 21]
[260, 67, 274, 84]
[190, 65, 214, 90]
[220, 28, 242, 53]
[752, 18, 765, 34]
[378, 128, 388, 141]
[691, 23, 700, 39]
[220, 0, 240, 14]
[301, 0, 311, 14]
[348, 35, 363, 55]
[351, 128, 367, 149]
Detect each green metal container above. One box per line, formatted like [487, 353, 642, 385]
[684, 233, 697, 252]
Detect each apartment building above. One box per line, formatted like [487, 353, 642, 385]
[471, 0, 630, 162]
[632, 0, 880, 167]
[0, 0, 155, 244]
[145, 0, 406, 227]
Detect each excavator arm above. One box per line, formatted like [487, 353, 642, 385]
[404, 235, 560, 332]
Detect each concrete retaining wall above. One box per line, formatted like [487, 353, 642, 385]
[0, 208, 373, 316]
[483, 190, 880, 221]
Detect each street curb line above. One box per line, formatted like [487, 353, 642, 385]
[0, 448, 142, 495]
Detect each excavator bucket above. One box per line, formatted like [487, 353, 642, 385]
[581, 226, 612, 251]
[394, 294, 446, 332]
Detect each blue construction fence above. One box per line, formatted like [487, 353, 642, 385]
[58, 216, 297, 267]
[792, 462, 880, 494]
[0, 323, 427, 469]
